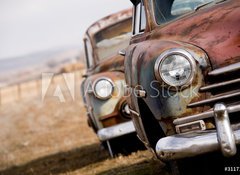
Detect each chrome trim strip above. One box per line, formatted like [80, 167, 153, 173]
[135, 89, 147, 98]
[174, 103, 240, 125]
[155, 126, 240, 160]
[175, 120, 206, 134]
[208, 62, 240, 76]
[213, 103, 236, 156]
[188, 91, 240, 107]
[129, 108, 140, 117]
[97, 121, 136, 141]
[200, 78, 240, 91]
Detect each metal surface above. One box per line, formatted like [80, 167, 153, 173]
[173, 103, 240, 125]
[175, 120, 206, 134]
[208, 62, 240, 76]
[200, 78, 240, 91]
[97, 121, 136, 141]
[81, 9, 134, 139]
[135, 89, 147, 98]
[129, 108, 140, 117]
[91, 77, 114, 100]
[125, 0, 240, 158]
[188, 90, 240, 108]
[213, 103, 236, 157]
[154, 48, 197, 87]
[156, 126, 240, 160]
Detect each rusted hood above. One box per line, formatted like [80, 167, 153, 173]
[94, 55, 124, 74]
[151, 0, 240, 69]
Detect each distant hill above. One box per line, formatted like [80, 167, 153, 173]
[0, 46, 85, 87]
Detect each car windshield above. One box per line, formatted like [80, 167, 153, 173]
[153, 0, 213, 25]
[94, 18, 132, 61]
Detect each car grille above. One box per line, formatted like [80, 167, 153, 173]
[188, 62, 240, 108]
[173, 62, 240, 131]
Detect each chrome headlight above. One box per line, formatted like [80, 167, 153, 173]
[154, 48, 196, 87]
[93, 78, 114, 100]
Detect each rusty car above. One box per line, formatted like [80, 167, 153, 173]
[81, 9, 144, 156]
[124, 0, 240, 173]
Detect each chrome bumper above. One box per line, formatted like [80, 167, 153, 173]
[156, 103, 240, 160]
[97, 121, 136, 141]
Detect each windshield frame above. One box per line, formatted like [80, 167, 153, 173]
[93, 17, 132, 62]
[151, 0, 214, 26]
[132, 0, 146, 36]
[83, 36, 95, 69]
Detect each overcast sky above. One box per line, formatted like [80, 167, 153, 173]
[0, 0, 131, 59]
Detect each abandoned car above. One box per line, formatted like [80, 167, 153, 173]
[81, 9, 144, 156]
[124, 0, 240, 172]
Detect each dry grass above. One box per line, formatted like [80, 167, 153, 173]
[0, 76, 169, 175]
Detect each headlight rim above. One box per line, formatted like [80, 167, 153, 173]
[154, 48, 197, 88]
[93, 77, 114, 100]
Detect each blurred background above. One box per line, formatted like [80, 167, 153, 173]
[0, 1, 167, 175]
[0, 0, 131, 86]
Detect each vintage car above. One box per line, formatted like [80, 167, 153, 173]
[81, 9, 144, 156]
[124, 0, 240, 173]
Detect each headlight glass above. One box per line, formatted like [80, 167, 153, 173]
[94, 78, 113, 99]
[160, 55, 192, 86]
[155, 49, 196, 87]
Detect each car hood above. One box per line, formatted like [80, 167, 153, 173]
[93, 54, 125, 74]
[150, 0, 240, 69]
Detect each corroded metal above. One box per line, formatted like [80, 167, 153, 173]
[125, 0, 240, 160]
[208, 62, 240, 76]
[188, 90, 240, 108]
[200, 78, 240, 91]
[81, 9, 133, 140]
[213, 103, 236, 157]
[173, 103, 240, 125]
[156, 126, 240, 160]
[97, 121, 135, 141]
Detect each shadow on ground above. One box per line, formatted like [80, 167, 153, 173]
[0, 143, 108, 175]
[97, 159, 169, 175]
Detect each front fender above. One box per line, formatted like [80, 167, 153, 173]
[125, 39, 208, 135]
[82, 71, 126, 129]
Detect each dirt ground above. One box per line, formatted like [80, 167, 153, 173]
[0, 78, 169, 175]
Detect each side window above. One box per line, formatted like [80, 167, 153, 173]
[84, 38, 94, 68]
[133, 1, 146, 35]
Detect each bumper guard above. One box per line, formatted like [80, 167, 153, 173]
[156, 103, 240, 160]
[97, 121, 135, 141]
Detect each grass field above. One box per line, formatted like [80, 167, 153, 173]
[0, 79, 169, 175]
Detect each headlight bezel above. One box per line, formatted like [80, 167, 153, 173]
[92, 77, 114, 100]
[154, 48, 197, 88]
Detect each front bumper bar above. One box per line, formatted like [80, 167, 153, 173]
[156, 103, 240, 160]
[97, 121, 136, 141]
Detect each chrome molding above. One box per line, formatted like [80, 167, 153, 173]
[200, 78, 240, 91]
[156, 126, 240, 160]
[208, 62, 240, 76]
[175, 120, 206, 134]
[129, 108, 140, 117]
[213, 103, 236, 156]
[173, 103, 240, 125]
[97, 121, 136, 141]
[188, 90, 240, 107]
[135, 89, 147, 98]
